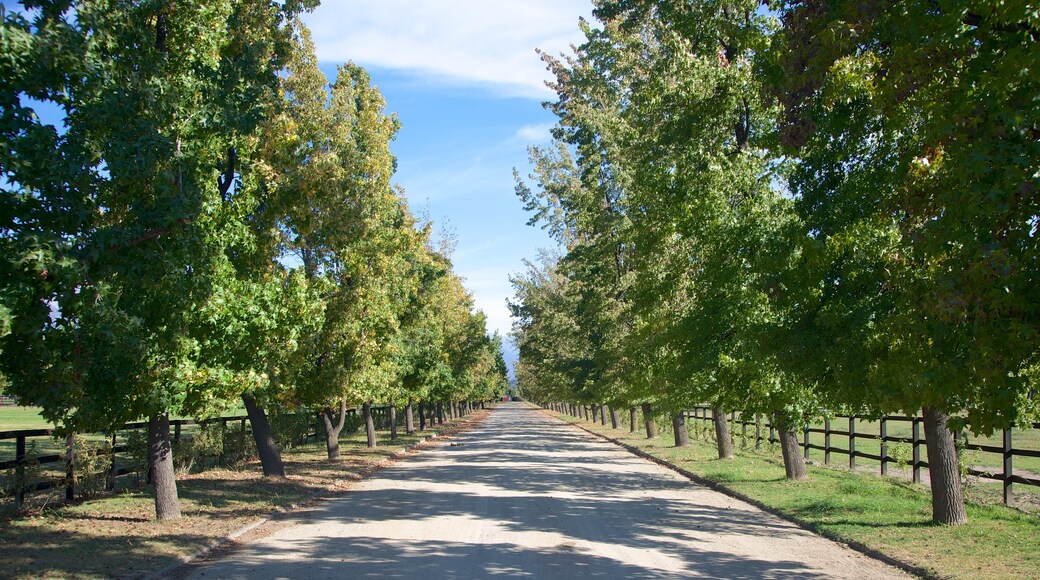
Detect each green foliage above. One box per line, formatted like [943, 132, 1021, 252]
[69, 434, 111, 499]
[1, 2, 504, 524]
[511, 0, 1039, 523]
[269, 412, 321, 450]
[2, 440, 42, 506]
[220, 422, 257, 464]
[124, 430, 150, 483]
[767, 0, 1040, 434]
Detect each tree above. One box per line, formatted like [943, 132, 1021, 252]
[0, 0, 312, 519]
[515, 1, 812, 470]
[263, 27, 414, 455]
[768, 0, 1040, 524]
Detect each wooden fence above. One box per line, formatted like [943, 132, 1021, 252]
[0, 415, 254, 508]
[0, 401, 480, 509]
[683, 405, 1040, 504]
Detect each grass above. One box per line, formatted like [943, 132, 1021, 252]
[0, 406, 250, 463]
[556, 410, 1040, 580]
[688, 411, 1040, 476]
[0, 405, 249, 432]
[0, 411, 486, 579]
[0, 406, 58, 431]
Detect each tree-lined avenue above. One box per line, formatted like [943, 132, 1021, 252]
[178, 402, 905, 579]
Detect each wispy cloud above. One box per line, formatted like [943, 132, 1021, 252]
[514, 122, 555, 143]
[302, 0, 593, 99]
[452, 263, 518, 336]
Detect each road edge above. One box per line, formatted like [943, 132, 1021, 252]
[542, 409, 938, 580]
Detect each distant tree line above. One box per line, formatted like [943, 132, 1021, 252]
[0, 0, 508, 520]
[510, 0, 1038, 526]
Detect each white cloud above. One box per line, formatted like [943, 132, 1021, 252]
[302, 0, 594, 98]
[514, 122, 555, 143]
[456, 263, 518, 338]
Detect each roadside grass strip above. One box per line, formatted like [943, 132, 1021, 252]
[0, 412, 487, 580]
[551, 411, 1040, 580]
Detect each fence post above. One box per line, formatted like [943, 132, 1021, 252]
[755, 415, 762, 450]
[803, 424, 810, 460]
[108, 432, 117, 491]
[848, 417, 856, 470]
[741, 414, 747, 448]
[880, 417, 888, 476]
[240, 418, 247, 457]
[65, 433, 76, 501]
[15, 434, 26, 508]
[1003, 428, 1013, 505]
[174, 422, 181, 442]
[824, 418, 831, 465]
[218, 418, 229, 462]
[912, 417, 921, 484]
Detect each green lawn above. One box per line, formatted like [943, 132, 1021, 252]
[560, 409, 1040, 580]
[0, 406, 55, 431]
[0, 406, 250, 464]
[678, 410, 1040, 480]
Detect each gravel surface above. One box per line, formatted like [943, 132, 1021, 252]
[178, 402, 908, 579]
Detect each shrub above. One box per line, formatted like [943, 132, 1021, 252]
[69, 435, 112, 498]
[270, 412, 320, 449]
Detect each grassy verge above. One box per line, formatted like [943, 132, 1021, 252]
[0, 406, 63, 431]
[0, 406, 251, 462]
[0, 406, 250, 431]
[552, 411, 1040, 580]
[0, 411, 487, 579]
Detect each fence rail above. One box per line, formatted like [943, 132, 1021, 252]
[1, 401, 480, 509]
[0, 415, 255, 507]
[683, 405, 1040, 504]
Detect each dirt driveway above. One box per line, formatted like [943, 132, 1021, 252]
[177, 402, 907, 579]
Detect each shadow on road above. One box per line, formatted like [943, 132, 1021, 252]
[183, 403, 894, 579]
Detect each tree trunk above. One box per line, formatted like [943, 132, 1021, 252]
[712, 406, 734, 460]
[630, 407, 638, 432]
[609, 407, 620, 429]
[922, 406, 968, 525]
[672, 412, 689, 447]
[641, 403, 657, 438]
[774, 414, 806, 480]
[405, 402, 415, 434]
[436, 402, 444, 425]
[363, 401, 377, 448]
[389, 404, 398, 441]
[242, 393, 286, 476]
[148, 412, 181, 520]
[320, 400, 348, 460]
[418, 402, 427, 431]
[599, 404, 607, 425]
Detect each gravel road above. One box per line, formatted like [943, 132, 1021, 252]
[180, 402, 908, 579]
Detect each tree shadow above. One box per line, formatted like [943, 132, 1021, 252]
[181, 403, 887, 579]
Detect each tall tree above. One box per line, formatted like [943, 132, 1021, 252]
[769, 0, 1040, 524]
[0, 0, 312, 519]
[264, 30, 419, 454]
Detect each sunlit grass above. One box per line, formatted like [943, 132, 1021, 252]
[556, 411, 1040, 580]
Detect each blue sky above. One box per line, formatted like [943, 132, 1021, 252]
[302, 1, 594, 360]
